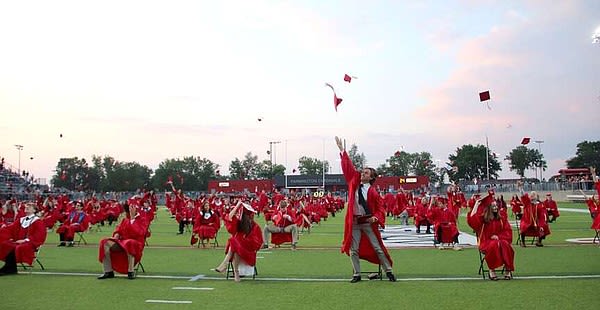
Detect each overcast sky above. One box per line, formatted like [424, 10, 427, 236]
[1, 0, 599, 183]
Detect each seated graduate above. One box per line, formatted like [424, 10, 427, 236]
[0, 202, 47, 275]
[213, 199, 263, 282]
[543, 193, 560, 223]
[427, 195, 461, 250]
[97, 202, 148, 280]
[519, 191, 550, 247]
[190, 201, 220, 247]
[262, 199, 299, 250]
[468, 193, 514, 280]
[56, 201, 90, 247]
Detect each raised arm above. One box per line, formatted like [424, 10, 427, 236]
[470, 198, 482, 217]
[228, 200, 243, 221]
[591, 167, 598, 183]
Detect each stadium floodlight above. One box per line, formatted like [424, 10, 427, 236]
[593, 26, 600, 44]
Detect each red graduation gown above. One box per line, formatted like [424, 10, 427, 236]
[0, 215, 47, 265]
[340, 151, 393, 267]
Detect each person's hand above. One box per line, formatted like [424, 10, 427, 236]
[490, 235, 499, 240]
[369, 216, 378, 223]
[14, 239, 26, 244]
[113, 233, 120, 240]
[335, 136, 344, 152]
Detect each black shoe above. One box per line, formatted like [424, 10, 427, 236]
[367, 273, 380, 280]
[416, 229, 421, 234]
[67, 242, 74, 247]
[425, 230, 432, 234]
[261, 244, 269, 249]
[127, 272, 135, 279]
[0, 268, 17, 276]
[57, 243, 65, 247]
[97, 271, 115, 279]
[386, 272, 397, 282]
[350, 275, 361, 283]
[176, 232, 183, 235]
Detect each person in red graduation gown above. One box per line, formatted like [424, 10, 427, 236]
[213, 200, 263, 282]
[543, 193, 560, 223]
[519, 191, 550, 247]
[56, 201, 90, 246]
[191, 201, 220, 247]
[427, 196, 461, 250]
[468, 194, 514, 280]
[97, 203, 148, 280]
[336, 136, 396, 283]
[0, 203, 47, 275]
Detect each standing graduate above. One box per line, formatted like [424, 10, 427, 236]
[335, 136, 396, 283]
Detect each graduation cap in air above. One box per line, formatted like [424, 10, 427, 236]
[325, 83, 343, 111]
[521, 137, 531, 145]
[343, 74, 357, 83]
[479, 90, 492, 110]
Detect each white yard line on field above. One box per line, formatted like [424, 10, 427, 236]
[29, 271, 600, 282]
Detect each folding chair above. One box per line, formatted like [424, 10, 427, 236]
[478, 250, 504, 280]
[271, 232, 293, 248]
[20, 247, 45, 271]
[226, 261, 257, 280]
[477, 250, 487, 279]
[198, 231, 219, 248]
[360, 263, 383, 281]
[75, 231, 88, 245]
[135, 261, 145, 273]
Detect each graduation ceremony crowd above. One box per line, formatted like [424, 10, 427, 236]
[1, 159, 599, 283]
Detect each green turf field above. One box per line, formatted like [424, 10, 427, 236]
[3, 202, 599, 310]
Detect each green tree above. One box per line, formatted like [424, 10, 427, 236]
[254, 160, 286, 179]
[348, 144, 367, 170]
[51, 157, 94, 191]
[152, 156, 218, 191]
[448, 144, 501, 182]
[376, 150, 438, 181]
[298, 156, 329, 175]
[566, 140, 600, 170]
[505, 146, 546, 178]
[228, 152, 260, 179]
[377, 150, 412, 176]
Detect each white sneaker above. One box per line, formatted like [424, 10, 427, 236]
[453, 244, 462, 251]
[438, 245, 445, 250]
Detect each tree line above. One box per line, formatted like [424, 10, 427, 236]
[50, 140, 599, 192]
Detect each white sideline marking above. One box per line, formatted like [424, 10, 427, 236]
[29, 271, 600, 282]
[566, 238, 597, 244]
[257, 256, 265, 259]
[146, 300, 192, 304]
[189, 274, 206, 281]
[559, 208, 590, 214]
[172, 287, 214, 290]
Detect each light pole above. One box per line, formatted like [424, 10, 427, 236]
[534, 140, 544, 181]
[14, 144, 23, 174]
[268, 141, 281, 177]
